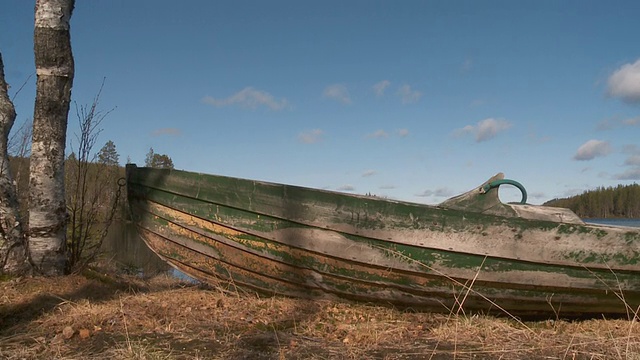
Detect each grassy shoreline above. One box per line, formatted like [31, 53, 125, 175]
[1, 266, 639, 359]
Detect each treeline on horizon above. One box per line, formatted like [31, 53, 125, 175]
[544, 183, 640, 219]
[8, 146, 174, 220]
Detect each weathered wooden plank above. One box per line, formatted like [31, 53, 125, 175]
[128, 168, 640, 271]
[126, 165, 640, 317]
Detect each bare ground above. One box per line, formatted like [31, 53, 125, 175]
[1, 267, 639, 360]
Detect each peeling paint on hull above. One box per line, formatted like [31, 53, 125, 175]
[126, 165, 640, 317]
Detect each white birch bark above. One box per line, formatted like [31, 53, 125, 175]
[0, 54, 29, 275]
[28, 0, 75, 275]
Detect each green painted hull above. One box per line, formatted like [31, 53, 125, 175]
[126, 165, 640, 317]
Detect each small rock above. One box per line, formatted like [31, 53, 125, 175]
[62, 326, 74, 339]
[79, 328, 90, 339]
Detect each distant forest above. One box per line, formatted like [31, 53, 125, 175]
[544, 184, 640, 219]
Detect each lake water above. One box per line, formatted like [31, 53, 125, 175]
[584, 218, 640, 228]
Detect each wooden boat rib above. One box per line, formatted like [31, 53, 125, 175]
[126, 164, 640, 317]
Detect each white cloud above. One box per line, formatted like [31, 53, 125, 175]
[337, 184, 355, 191]
[613, 168, 640, 180]
[454, 118, 512, 142]
[364, 129, 408, 139]
[323, 84, 351, 104]
[362, 170, 377, 177]
[373, 80, 390, 97]
[435, 188, 454, 197]
[454, 125, 475, 137]
[366, 129, 389, 139]
[607, 59, 640, 104]
[596, 118, 616, 131]
[152, 128, 182, 137]
[298, 129, 324, 144]
[572, 139, 612, 161]
[624, 154, 640, 166]
[597, 116, 640, 131]
[202, 87, 289, 110]
[529, 192, 547, 200]
[415, 188, 453, 198]
[623, 144, 640, 154]
[476, 119, 511, 142]
[397, 84, 422, 104]
[623, 116, 640, 126]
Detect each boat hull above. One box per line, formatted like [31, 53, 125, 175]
[126, 165, 640, 317]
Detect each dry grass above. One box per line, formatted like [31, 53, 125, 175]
[1, 267, 639, 360]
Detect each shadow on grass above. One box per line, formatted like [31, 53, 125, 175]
[0, 268, 174, 335]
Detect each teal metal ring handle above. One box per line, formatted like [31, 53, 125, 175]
[481, 179, 527, 204]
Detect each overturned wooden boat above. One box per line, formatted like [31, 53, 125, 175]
[126, 164, 640, 317]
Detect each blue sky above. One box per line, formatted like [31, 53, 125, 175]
[1, 1, 639, 205]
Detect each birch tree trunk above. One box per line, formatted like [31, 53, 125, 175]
[0, 54, 29, 275]
[28, 0, 75, 275]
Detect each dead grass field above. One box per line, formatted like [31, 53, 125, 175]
[1, 267, 639, 360]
